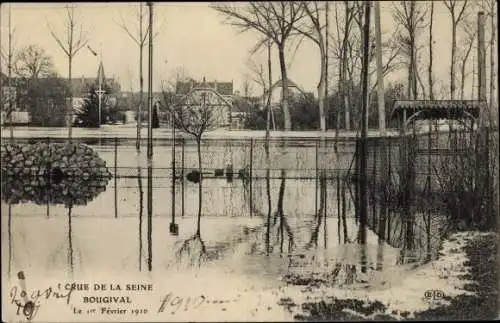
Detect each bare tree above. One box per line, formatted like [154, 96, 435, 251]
[241, 74, 252, 97]
[481, 0, 497, 119]
[294, 1, 328, 131]
[166, 85, 230, 237]
[47, 4, 89, 139]
[368, 35, 402, 94]
[15, 45, 55, 80]
[427, 2, 435, 100]
[443, 0, 469, 100]
[332, 1, 358, 131]
[457, 18, 477, 100]
[211, 2, 306, 131]
[246, 57, 267, 103]
[115, 3, 160, 151]
[393, 1, 428, 100]
[2, 5, 16, 138]
[331, 2, 400, 130]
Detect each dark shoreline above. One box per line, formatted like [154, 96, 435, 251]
[413, 232, 498, 321]
[292, 232, 498, 321]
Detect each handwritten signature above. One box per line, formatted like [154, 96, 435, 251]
[10, 271, 74, 321]
[158, 292, 206, 315]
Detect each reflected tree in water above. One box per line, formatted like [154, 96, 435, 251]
[8, 202, 13, 280]
[137, 165, 144, 271]
[165, 81, 230, 266]
[67, 200, 74, 276]
[1, 175, 109, 206]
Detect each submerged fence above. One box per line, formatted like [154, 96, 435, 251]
[2, 129, 497, 248]
[354, 128, 499, 263]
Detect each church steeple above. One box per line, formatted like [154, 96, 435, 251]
[97, 60, 105, 85]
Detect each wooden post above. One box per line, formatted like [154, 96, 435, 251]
[249, 138, 253, 217]
[114, 137, 118, 218]
[181, 138, 185, 217]
[337, 170, 341, 244]
[359, 0, 371, 273]
[372, 142, 377, 228]
[323, 171, 328, 249]
[147, 2, 154, 160]
[315, 139, 319, 217]
[47, 136, 51, 218]
[171, 116, 176, 232]
[147, 164, 153, 271]
[478, 11, 491, 225]
[8, 4, 13, 139]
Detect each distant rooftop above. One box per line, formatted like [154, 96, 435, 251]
[175, 78, 233, 96]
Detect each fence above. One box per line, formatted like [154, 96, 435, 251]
[354, 128, 499, 263]
[2, 129, 497, 260]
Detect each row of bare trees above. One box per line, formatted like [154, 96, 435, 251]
[213, 1, 497, 133]
[1, 2, 497, 137]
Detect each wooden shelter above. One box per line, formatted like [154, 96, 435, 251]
[391, 100, 486, 133]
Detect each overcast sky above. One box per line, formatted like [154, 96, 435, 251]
[0, 2, 495, 97]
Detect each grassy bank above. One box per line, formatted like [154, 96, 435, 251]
[292, 231, 498, 321]
[412, 232, 498, 320]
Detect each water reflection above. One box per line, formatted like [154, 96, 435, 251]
[1, 171, 110, 278]
[137, 165, 144, 271]
[147, 164, 153, 271]
[1, 151, 445, 291]
[8, 202, 12, 279]
[67, 202, 74, 276]
[1, 175, 110, 207]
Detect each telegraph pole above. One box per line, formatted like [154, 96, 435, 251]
[8, 5, 13, 138]
[359, 0, 371, 273]
[147, 1, 154, 160]
[374, 1, 386, 136]
[478, 11, 487, 124]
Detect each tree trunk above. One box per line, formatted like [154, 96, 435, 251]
[489, 9, 496, 122]
[336, 56, 342, 135]
[318, 55, 326, 132]
[265, 40, 273, 256]
[68, 56, 73, 139]
[137, 3, 144, 151]
[416, 68, 427, 99]
[8, 5, 13, 139]
[450, 20, 457, 100]
[460, 43, 474, 100]
[276, 43, 290, 253]
[413, 44, 419, 99]
[342, 5, 350, 131]
[278, 45, 291, 131]
[428, 2, 435, 100]
[138, 44, 144, 151]
[196, 137, 202, 236]
[324, 1, 329, 133]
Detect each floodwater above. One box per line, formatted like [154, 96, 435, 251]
[1, 140, 447, 321]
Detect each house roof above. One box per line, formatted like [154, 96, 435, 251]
[391, 100, 485, 122]
[175, 79, 233, 96]
[266, 78, 308, 97]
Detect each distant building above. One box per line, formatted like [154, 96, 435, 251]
[267, 78, 309, 107]
[173, 78, 234, 129]
[0, 73, 30, 125]
[1, 63, 121, 125]
[70, 61, 121, 117]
